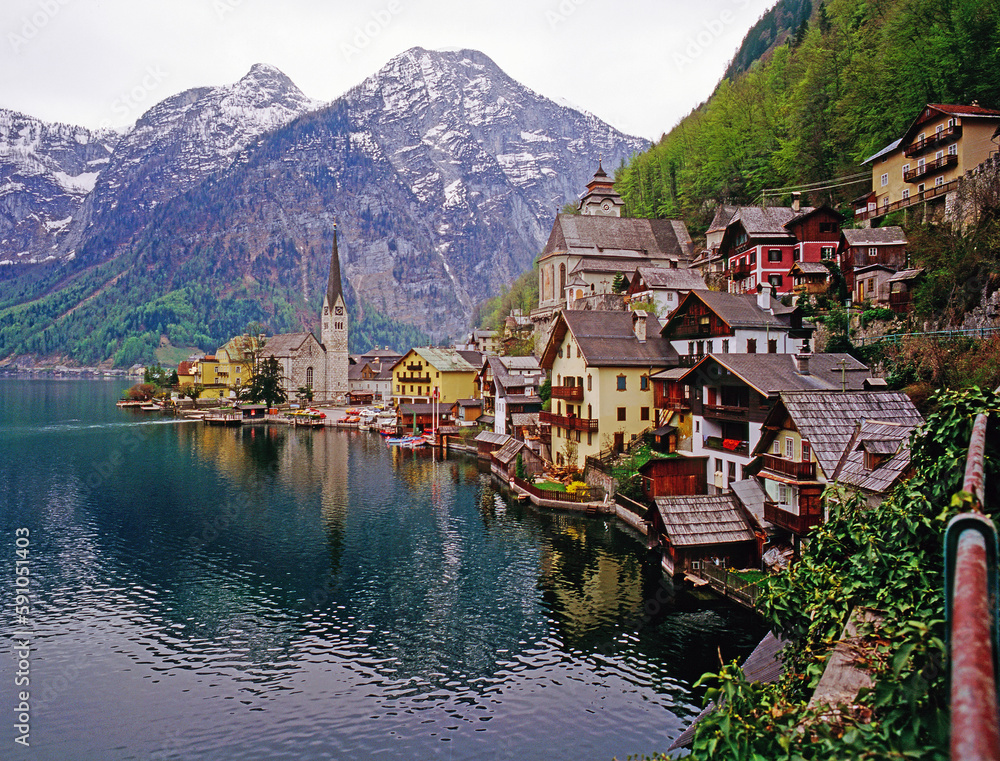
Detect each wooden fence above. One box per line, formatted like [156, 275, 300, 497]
[689, 563, 763, 611]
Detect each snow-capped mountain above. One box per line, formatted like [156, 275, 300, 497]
[59, 63, 321, 259]
[0, 48, 647, 361]
[0, 110, 119, 264]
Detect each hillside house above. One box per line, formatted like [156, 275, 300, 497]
[534, 163, 693, 317]
[539, 309, 677, 469]
[837, 227, 908, 298]
[658, 285, 814, 362]
[624, 266, 707, 315]
[789, 262, 830, 298]
[670, 352, 870, 494]
[858, 103, 1000, 222]
[749, 391, 923, 541]
[348, 347, 401, 402]
[718, 200, 843, 295]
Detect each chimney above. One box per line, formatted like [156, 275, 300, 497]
[633, 310, 648, 343]
[791, 191, 801, 212]
[757, 283, 773, 311]
[794, 352, 811, 375]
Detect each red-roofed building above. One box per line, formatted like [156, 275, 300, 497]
[858, 103, 1000, 221]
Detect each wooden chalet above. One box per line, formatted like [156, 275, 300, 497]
[397, 402, 449, 432]
[474, 431, 510, 460]
[887, 268, 924, 313]
[648, 495, 763, 576]
[638, 455, 708, 499]
[789, 261, 830, 297]
[749, 390, 923, 540]
[837, 226, 908, 295]
[491, 438, 544, 480]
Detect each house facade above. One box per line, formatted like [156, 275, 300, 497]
[718, 201, 842, 295]
[624, 266, 707, 315]
[750, 391, 923, 540]
[858, 103, 1000, 221]
[672, 353, 871, 494]
[392, 347, 479, 406]
[837, 226, 908, 298]
[539, 310, 677, 469]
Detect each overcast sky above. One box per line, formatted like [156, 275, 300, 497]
[1, 0, 774, 141]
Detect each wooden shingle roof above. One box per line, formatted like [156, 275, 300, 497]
[771, 391, 923, 479]
[542, 214, 693, 260]
[832, 420, 919, 496]
[653, 495, 757, 547]
[541, 309, 678, 368]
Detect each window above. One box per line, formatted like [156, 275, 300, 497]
[936, 149, 944, 160]
[749, 251, 757, 265]
[821, 246, 834, 260]
[575, 430, 581, 443]
[819, 222, 836, 233]
[768, 338, 777, 353]
[869, 247, 878, 257]
[747, 338, 757, 354]
[918, 183, 925, 193]
[768, 249, 782, 262]
[779, 484, 789, 505]
[793, 247, 800, 262]
[902, 188, 910, 200]
[936, 124, 944, 135]
[768, 274, 782, 288]
[772, 439, 780, 455]
[880, 173, 889, 187]
[802, 440, 811, 462]
[576, 345, 581, 358]
[617, 375, 627, 391]
[617, 407, 626, 421]
[722, 339, 729, 353]
[640, 375, 649, 391]
[728, 461, 736, 482]
[640, 407, 650, 421]
[587, 432, 592, 446]
[785, 437, 795, 459]
[587, 375, 592, 391]
[688, 342, 695, 355]
[695, 421, 700, 433]
[715, 458, 723, 474]
[902, 164, 909, 178]
[948, 143, 957, 156]
[305, 367, 313, 388]
[936, 176, 944, 187]
[918, 157, 926, 171]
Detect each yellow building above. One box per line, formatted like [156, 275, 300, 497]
[392, 348, 479, 406]
[859, 103, 1000, 221]
[539, 310, 677, 469]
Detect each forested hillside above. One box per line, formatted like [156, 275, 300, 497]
[616, 0, 1000, 234]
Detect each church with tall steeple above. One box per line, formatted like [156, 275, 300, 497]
[259, 226, 349, 402]
[321, 225, 349, 399]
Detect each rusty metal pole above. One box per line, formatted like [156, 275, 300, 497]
[947, 410, 1000, 760]
[950, 521, 1000, 760]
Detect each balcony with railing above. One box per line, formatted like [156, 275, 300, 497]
[854, 178, 958, 221]
[540, 410, 598, 432]
[703, 436, 749, 456]
[760, 453, 817, 481]
[672, 320, 712, 339]
[400, 374, 432, 384]
[903, 124, 961, 157]
[904, 153, 958, 182]
[731, 263, 753, 281]
[550, 385, 584, 402]
[655, 385, 689, 411]
[703, 403, 750, 422]
[406, 362, 424, 372]
[764, 499, 823, 535]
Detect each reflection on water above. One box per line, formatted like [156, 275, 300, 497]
[0, 379, 766, 761]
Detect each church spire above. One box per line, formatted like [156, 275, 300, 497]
[326, 223, 343, 308]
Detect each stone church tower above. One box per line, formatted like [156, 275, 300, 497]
[578, 159, 624, 217]
[321, 226, 349, 400]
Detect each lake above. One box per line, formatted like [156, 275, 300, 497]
[0, 378, 765, 760]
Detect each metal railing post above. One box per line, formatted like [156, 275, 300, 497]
[946, 409, 1000, 760]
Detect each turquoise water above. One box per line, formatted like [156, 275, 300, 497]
[0, 378, 765, 760]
